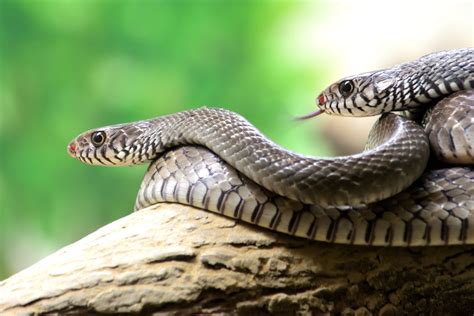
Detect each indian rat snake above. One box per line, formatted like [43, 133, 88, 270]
[68, 48, 473, 246]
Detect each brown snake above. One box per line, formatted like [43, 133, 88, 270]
[68, 48, 474, 246]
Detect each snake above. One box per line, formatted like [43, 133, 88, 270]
[68, 48, 474, 246]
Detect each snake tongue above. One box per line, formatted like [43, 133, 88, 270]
[294, 108, 324, 121]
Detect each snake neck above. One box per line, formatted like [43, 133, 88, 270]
[150, 107, 290, 166]
[380, 48, 474, 112]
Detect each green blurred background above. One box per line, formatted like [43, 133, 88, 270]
[1, 0, 472, 279]
[0, 0, 332, 279]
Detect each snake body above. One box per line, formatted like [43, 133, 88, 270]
[68, 48, 474, 246]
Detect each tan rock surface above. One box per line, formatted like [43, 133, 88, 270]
[1, 203, 473, 315]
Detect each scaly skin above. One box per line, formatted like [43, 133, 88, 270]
[68, 49, 474, 245]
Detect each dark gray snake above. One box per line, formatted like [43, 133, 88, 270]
[68, 48, 474, 246]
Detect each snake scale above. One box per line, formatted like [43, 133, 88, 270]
[68, 48, 474, 246]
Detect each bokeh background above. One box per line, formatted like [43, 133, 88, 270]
[1, 0, 472, 279]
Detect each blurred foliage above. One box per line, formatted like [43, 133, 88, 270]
[0, 0, 331, 279]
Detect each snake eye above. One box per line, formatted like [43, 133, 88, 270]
[338, 80, 354, 97]
[91, 131, 106, 147]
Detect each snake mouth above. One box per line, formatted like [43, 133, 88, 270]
[294, 108, 325, 121]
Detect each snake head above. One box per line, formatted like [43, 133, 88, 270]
[315, 71, 398, 117]
[68, 120, 161, 166]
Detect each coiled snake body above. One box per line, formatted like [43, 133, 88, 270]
[68, 48, 474, 246]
